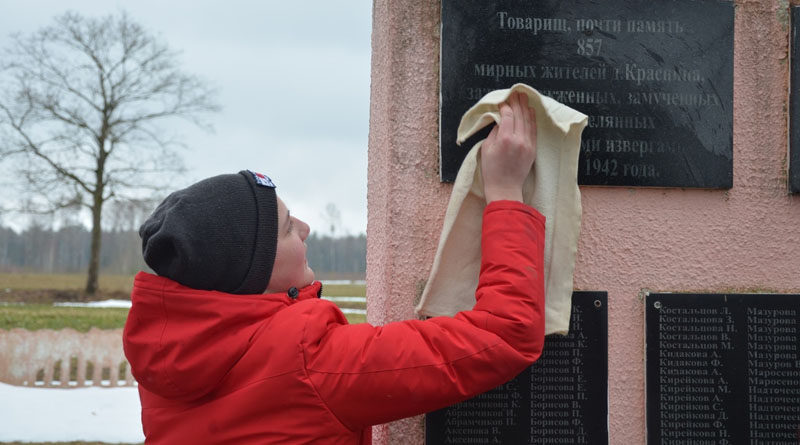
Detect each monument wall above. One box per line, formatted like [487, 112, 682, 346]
[367, 0, 800, 443]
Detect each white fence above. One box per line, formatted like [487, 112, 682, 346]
[0, 328, 134, 387]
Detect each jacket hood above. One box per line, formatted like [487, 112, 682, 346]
[123, 271, 321, 401]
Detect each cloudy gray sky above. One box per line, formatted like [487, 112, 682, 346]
[0, 0, 372, 235]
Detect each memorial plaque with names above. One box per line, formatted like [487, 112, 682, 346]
[426, 292, 608, 445]
[440, 0, 734, 188]
[645, 293, 800, 445]
[791, 6, 800, 194]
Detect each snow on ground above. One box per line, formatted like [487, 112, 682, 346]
[0, 382, 144, 443]
[320, 279, 366, 285]
[53, 299, 134, 308]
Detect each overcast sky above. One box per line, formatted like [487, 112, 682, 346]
[0, 0, 372, 235]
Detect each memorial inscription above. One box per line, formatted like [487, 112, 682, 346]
[646, 293, 800, 445]
[440, 0, 734, 188]
[791, 6, 800, 193]
[426, 292, 608, 445]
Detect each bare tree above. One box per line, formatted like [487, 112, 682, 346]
[320, 202, 342, 271]
[0, 11, 219, 294]
[106, 197, 162, 233]
[321, 202, 342, 237]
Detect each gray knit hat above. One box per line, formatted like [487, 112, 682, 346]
[139, 170, 279, 294]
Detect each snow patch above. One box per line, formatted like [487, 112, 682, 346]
[53, 299, 132, 308]
[0, 382, 144, 443]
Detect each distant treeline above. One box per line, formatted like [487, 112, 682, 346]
[0, 225, 366, 278]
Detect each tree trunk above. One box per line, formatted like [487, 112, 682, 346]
[86, 111, 109, 295]
[85, 186, 104, 295]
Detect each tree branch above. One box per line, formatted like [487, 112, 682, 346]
[4, 111, 93, 194]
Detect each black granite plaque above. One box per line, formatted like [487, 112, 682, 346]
[440, 0, 734, 188]
[426, 292, 608, 445]
[646, 293, 800, 444]
[791, 6, 800, 194]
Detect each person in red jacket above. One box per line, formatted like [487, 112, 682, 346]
[123, 91, 543, 444]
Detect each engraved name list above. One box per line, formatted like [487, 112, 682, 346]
[646, 293, 800, 445]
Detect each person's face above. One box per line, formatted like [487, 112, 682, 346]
[265, 196, 315, 293]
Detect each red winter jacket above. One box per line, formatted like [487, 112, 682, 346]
[123, 200, 545, 444]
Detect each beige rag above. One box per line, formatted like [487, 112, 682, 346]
[416, 83, 588, 335]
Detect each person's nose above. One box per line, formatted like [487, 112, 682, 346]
[297, 218, 310, 241]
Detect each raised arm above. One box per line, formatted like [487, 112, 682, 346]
[303, 91, 542, 430]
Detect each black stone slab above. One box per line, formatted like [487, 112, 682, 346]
[645, 293, 800, 444]
[426, 291, 608, 445]
[791, 6, 800, 194]
[440, 0, 734, 188]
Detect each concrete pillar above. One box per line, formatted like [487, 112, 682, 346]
[368, 0, 446, 442]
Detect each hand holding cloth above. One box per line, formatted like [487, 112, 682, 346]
[417, 83, 588, 335]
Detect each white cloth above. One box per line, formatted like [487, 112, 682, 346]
[416, 83, 587, 335]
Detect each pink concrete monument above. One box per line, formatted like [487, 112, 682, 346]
[367, 0, 800, 443]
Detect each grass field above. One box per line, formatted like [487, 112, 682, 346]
[0, 305, 131, 332]
[0, 273, 367, 328]
[320, 283, 366, 297]
[0, 274, 136, 292]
